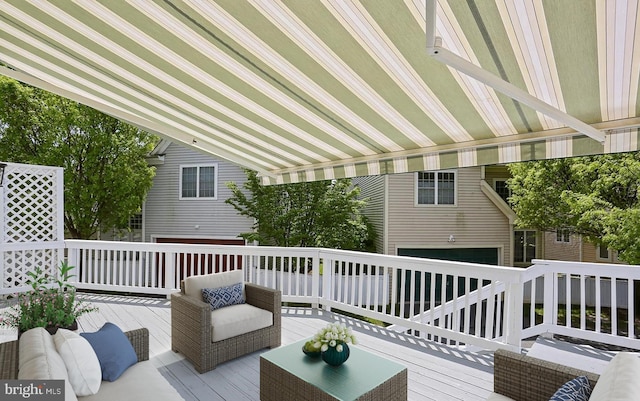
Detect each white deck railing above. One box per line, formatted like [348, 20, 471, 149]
[3, 239, 640, 352]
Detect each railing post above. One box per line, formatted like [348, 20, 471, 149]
[504, 279, 523, 350]
[67, 244, 79, 285]
[165, 251, 176, 296]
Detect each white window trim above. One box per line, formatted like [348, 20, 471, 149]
[555, 229, 571, 244]
[414, 170, 458, 207]
[179, 163, 218, 200]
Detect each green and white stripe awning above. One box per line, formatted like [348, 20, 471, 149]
[1, 1, 639, 184]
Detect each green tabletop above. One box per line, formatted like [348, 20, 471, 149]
[261, 339, 406, 401]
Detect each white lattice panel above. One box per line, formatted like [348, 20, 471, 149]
[3, 165, 61, 243]
[1, 162, 64, 292]
[3, 249, 60, 289]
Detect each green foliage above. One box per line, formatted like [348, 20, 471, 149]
[0, 76, 157, 238]
[507, 153, 640, 264]
[0, 262, 98, 332]
[226, 170, 373, 251]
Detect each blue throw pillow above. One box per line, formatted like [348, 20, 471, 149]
[549, 376, 592, 401]
[202, 283, 245, 310]
[80, 322, 138, 381]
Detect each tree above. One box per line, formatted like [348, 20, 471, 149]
[507, 152, 640, 263]
[0, 76, 157, 239]
[226, 170, 373, 251]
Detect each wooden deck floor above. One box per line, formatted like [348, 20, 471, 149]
[0, 293, 494, 400]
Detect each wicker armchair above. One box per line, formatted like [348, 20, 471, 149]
[492, 349, 599, 401]
[171, 272, 281, 373]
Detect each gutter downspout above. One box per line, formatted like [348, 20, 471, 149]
[424, 1, 605, 144]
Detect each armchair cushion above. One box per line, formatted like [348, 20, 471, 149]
[211, 303, 273, 342]
[184, 270, 244, 298]
[203, 283, 245, 310]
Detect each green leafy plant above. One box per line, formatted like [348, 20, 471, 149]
[310, 322, 357, 353]
[0, 262, 97, 332]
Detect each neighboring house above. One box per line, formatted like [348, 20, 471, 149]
[104, 140, 252, 247]
[356, 165, 623, 267]
[355, 166, 526, 267]
[543, 231, 623, 264]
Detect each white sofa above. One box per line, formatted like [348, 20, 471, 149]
[488, 348, 640, 400]
[1, 326, 184, 401]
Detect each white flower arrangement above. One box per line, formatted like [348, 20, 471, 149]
[311, 322, 357, 353]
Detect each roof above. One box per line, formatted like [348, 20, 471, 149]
[1, 1, 639, 184]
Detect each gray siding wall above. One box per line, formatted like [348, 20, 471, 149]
[386, 168, 512, 265]
[353, 175, 385, 254]
[144, 143, 252, 242]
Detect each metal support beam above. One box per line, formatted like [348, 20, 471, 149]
[424, 0, 605, 144]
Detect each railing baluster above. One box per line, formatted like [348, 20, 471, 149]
[529, 278, 536, 329]
[628, 278, 634, 338]
[611, 277, 618, 336]
[463, 277, 471, 335]
[565, 273, 571, 327]
[580, 274, 586, 330]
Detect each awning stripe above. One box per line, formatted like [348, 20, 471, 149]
[0, 1, 638, 185]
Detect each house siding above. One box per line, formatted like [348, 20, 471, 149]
[354, 175, 385, 254]
[144, 143, 252, 242]
[543, 231, 582, 262]
[386, 168, 512, 265]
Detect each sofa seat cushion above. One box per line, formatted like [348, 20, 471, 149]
[210, 303, 273, 342]
[18, 327, 78, 401]
[589, 352, 640, 401]
[79, 360, 184, 401]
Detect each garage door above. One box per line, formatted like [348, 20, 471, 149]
[397, 248, 499, 312]
[156, 238, 245, 285]
[398, 248, 499, 265]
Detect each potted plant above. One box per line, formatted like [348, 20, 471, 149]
[0, 261, 98, 335]
[304, 322, 357, 366]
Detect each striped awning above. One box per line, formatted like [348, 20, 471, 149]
[1, 1, 639, 185]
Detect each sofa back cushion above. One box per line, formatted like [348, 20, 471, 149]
[184, 270, 243, 298]
[18, 327, 78, 401]
[54, 329, 101, 396]
[589, 352, 640, 401]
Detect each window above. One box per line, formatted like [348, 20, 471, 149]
[494, 179, 510, 203]
[128, 213, 142, 230]
[416, 171, 455, 205]
[597, 245, 611, 261]
[556, 229, 571, 243]
[514, 230, 536, 264]
[180, 164, 217, 199]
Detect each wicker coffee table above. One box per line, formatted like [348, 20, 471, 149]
[260, 339, 407, 401]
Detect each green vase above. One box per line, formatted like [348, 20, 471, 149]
[321, 344, 350, 366]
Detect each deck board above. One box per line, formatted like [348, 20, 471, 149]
[0, 293, 494, 400]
